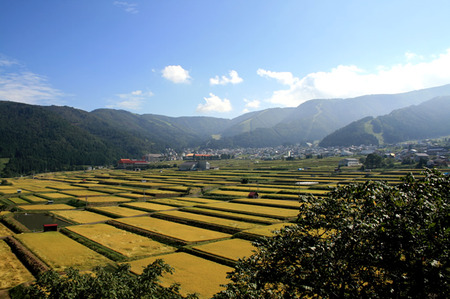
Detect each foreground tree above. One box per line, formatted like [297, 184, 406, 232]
[215, 169, 449, 298]
[12, 260, 197, 299]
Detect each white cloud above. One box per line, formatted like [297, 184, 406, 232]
[258, 48, 450, 107]
[196, 93, 232, 114]
[210, 70, 243, 85]
[161, 65, 191, 83]
[244, 98, 260, 109]
[0, 57, 65, 105]
[113, 1, 139, 14]
[107, 90, 153, 111]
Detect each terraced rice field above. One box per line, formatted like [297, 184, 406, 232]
[182, 207, 282, 224]
[0, 240, 34, 289]
[89, 206, 149, 218]
[79, 196, 131, 203]
[17, 204, 76, 211]
[190, 238, 256, 263]
[128, 252, 232, 298]
[195, 202, 299, 220]
[0, 223, 13, 237]
[236, 222, 296, 240]
[19, 195, 47, 203]
[15, 232, 111, 271]
[155, 210, 264, 232]
[51, 210, 111, 224]
[7, 197, 28, 204]
[232, 197, 303, 209]
[66, 223, 175, 258]
[121, 201, 176, 212]
[60, 190, 109, 197]
[112, 216, 231, 244]
[35, 192, 74, 200]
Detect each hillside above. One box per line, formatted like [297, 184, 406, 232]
[1, 84, 450, 176]
[211, 84, 450, 147]
[319, 96, 450, 147]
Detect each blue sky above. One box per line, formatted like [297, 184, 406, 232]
[1, 0, 450, 119]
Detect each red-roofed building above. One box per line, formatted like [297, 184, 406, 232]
[117, 159, 149, 169]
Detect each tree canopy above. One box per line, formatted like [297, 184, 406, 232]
[11, 260, 197, 299]
[215, 169, 449, 298]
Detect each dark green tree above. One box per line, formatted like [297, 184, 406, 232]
[12, 260, 197, 299]
[364, 153, 384, 169]
[215, 169, 449, 298]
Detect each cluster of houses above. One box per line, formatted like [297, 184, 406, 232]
[117, 139, 449, 170]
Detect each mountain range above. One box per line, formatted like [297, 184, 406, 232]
[1, 84, 450, 176]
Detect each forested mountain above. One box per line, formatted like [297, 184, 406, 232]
[208, 84, 450, 147]
[319, 96, 450, 147]
[1, 84, 450, 176]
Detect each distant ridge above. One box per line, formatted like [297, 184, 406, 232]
[1, 84, 450, 176]
[319, 96, 450, 147]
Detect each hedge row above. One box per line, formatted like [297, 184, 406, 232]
[5, 236, 49, 276]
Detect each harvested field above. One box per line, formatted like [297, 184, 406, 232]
[51, 210, 111, 224]
[66, 223, 175, 258]
[154, 210, 264, 233]
[112, 216, 231, 245]
[0, 240, 34, 289]
[128, 252, 232, 298]
[89, 206, 149, 218]
[17, 204, 76, 211]
[15, 232, 111, 271]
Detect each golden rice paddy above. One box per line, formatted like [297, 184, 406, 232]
[231, 197, 303, 209]
[17, 204, 76, 211]
[0, 222, 13, 237]
[51, 210, 111, 224]
[89, 206, 148, 217]
[113, 216, 231, 244]
[128, 252, 232, 298]
[121, 202, 176, 212]
[238, 222, 296, 238]
[20, 195, 47, 203]
[155, 210, 264, 231]
[78, 196, 131, 203]
[0, 240, 34, 289]
[36, 192, 74, 199]
[60, 190, 109, 197]
[15, 232, 111, 271]
[191, 238, 256, 262]
[7, 197, 28, 204]
[67, 223, 175, 258]
[196, 202, 299, 219]
[182, 207, 282, 224]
